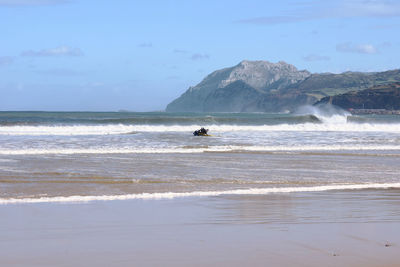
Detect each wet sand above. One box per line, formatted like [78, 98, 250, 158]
[2, 151, 400, 199]
[0, 190, 399, 267]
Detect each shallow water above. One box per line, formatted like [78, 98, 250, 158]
[0, 109, 399, 202]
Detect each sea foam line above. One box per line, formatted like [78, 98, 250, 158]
[1, 123, 400, 135]
[1, 183, 400, 204]
[1, 145, 400, 155]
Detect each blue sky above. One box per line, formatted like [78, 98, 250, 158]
[1, 0, 400, 111]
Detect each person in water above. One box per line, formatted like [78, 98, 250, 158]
[193, 127, 209, 136]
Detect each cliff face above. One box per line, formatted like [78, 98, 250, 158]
[166, 60, 400, 112]
[217, 60, 311, 91]
[315, 83, 400, 110]
[166, 60, 310, 112]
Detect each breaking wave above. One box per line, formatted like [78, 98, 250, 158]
[1, 107, 399, 135]
[1, 121, 400, 135]
[1, 144, 400, 155]
[0, 144, 400, 155]
[1, 183, 400, 204]
[0, 113, 322, 126]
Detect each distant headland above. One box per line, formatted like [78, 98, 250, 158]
[166, 60, 400, 113]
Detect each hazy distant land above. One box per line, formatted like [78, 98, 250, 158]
[166, 60, 400, 113]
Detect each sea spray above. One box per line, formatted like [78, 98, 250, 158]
[295, 104, 351, 124]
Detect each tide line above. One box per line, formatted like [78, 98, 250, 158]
[1, 145, 400, 155]
[1, 183, 400, 204]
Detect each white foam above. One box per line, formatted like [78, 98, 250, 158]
[1, 144, 399, 155]
[318, 114, 349, 124]
[0, 147, 204, 155]
[1, 123, 400, 136]
[0, 125, 137, 136]
[1, 183, 400, 204]
[296, 104, 351, 124]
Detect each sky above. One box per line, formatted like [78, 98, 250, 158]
[1, 0, 400, 111]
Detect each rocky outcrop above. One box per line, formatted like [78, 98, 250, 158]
[217, 60, 311, 91]
[166, 60, 400, 112]
[315, 82, 400, 110]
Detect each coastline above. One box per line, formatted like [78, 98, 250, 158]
[1, 190, 399, 267]
[349, 109, 400, 115]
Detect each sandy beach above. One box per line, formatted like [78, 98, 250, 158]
[1, 190, 399, 267]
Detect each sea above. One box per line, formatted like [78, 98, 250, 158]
[1, 105, 400, 205]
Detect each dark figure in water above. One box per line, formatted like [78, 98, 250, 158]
[193, 127, 209, 136]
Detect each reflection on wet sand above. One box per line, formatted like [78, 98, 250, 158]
[0, 194, 399, 267]
[206, 190, 400, 225]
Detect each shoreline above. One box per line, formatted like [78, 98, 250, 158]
[1, 182, 400, 204]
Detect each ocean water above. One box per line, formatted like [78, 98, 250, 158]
[1, 107, 400, 204]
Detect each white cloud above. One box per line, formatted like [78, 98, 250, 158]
[34, 68, 87, 76]
[173, 49, 188, 53]
[0, 0, 69, 6]
[238, 15, 308, 25]
[191, 53, 210, 61]
[303, 54, 330, 62]
[341, 0, 400, 18]
[0, 56, 14, 66]
[172, 49, 209, 61]
[138, 42, 152, 48]
[21, 46, 84, 57]
[336, 43, 378, 54]
[237, 0, 400, 25]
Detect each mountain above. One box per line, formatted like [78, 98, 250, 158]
[284, 69, 400, 98]
[166, 60, 310, 112]
[166, 60, 400, 112]
[315, 82, 400, 110]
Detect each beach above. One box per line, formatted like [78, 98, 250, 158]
[1, 190, 399, 267]
[0, 110, 399, 266]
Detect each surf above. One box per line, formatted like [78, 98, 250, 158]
[1, 182, 400, 204]
[2, 144, 400, 155]
[1, 122, 400, 136]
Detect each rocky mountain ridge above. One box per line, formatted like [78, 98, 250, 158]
[166, 60, 400, 112]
